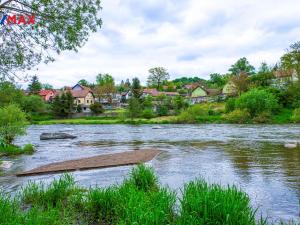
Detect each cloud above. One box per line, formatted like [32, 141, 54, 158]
[31, 0, 300, 87]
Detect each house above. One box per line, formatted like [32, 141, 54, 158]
[39, 89, 58, 102]
[143, 88, 160, 97]
[190, 85, 221, 104]
[70, 84, 95, 112]
[222, 81, 237, 96]
[272, 69, 298, 87]
[143, 88, 179, 98]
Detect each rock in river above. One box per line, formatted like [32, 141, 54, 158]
[0, 161, 13, 169]
[284, 143, 298, 149]
[40, 132, 77, 140]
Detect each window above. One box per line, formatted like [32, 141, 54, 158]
[87, 100, 89, 103]
[78, 100, 81, 104]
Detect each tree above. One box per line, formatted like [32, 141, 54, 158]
[230, 72, 250, 95]
[96, 74, 114, 86]
[0, 104, 27, 144]
[281, 41, 300, 77]
[131, 77, 142, 99]
[236, 89, 279, 117]
[0, 0, 102, 81]
[250, 62, 274, 87]
[90, 102, 104, 114]
[147, 67, 170, 89]
[209, 73, 227, 87]
[229, 57, 255, 75]
[78, 79, 90, 87]
[28, 75, 42, 94]
[21, 95, 46, 114]
[0, 81, 24, 107]
[51, 92, 74, 118]
[95, 74, 116, 104]
[127, 98, 142, 119]
[42, 83, 54, 90]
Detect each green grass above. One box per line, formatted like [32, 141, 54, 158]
[178, 179, 265, 225]
[0, 164, 281, 225]
[271, 108, 293, 124]
[0, 144, 35, 156]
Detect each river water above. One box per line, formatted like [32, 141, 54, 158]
[0, 124, 299, 223]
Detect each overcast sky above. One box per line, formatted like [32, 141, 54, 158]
[31, 0, 300, 87]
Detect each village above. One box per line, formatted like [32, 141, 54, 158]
[34, 66, 298, 118]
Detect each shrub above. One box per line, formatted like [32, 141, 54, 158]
[127, 98, 142, 119]
[21, 95, 46, 114]
[0, 104, 28, 144]
[178, 179, 258, 225]
[292, 108, 300, 123]
[223, 109, 251, 124]
[225, 98, 236, 113]
[253, 112, 272, 124]
[142, 108, 155, 119]
[156, 105, 169, 116]
[177, 104, 208, 123]
[236, 89, 279, 117]
[90, 102, 104, 114]
[23, 144, 35, 154]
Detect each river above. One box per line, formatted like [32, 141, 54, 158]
[0, 124, 299, 223]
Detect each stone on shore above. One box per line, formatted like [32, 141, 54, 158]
[0, 161, 13, 169]
[284, 143, 297, 149]
[40, 132, 77, 140]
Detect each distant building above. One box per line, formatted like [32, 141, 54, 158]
[222, 81, 237, 97]
[272, 69, 298, 88]
[70, 84, 95, 112]
[143, 88, 179, 98]
[39, 89, 58, 102]
[190, 85, 221, 104]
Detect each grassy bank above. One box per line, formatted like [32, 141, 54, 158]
[0, 164, 272, 225]
[0, 144, 34, 156]
[34, 110, 294, 125]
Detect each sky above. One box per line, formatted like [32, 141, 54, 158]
[31, 0, 300, 87]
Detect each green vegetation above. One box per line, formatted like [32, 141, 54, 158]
[0, 144, 34, 156]
[0, 104, 28, 144]
[292, 108, 300, 123]
[0, 165, 271, 225]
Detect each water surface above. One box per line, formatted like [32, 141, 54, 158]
[0, 124, 299, 223]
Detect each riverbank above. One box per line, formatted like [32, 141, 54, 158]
[1, 165, 270, 225]
[33, 109, 294, 125]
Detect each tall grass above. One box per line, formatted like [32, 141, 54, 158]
[0, 144, 35, 156]
[178, 179, 265, 225]
[0, 164, 290, 225]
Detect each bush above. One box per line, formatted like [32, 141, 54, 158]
[253, 112, 272, 124]
[142, 108, 155, 119]
[0, 104, 28, 144]
[21, 95, 46, 114]
[127, 98, 142, 119]
[292, 108, 300, 123]
[177, 104, 209, 123]
[225, 98, 236, 113]
[236, 89, 279, 117]
[156, 105, 169, 116]
[90, 102, 104, 114]
[23, 144, 35, 154]
[223, 109, 251, 124]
